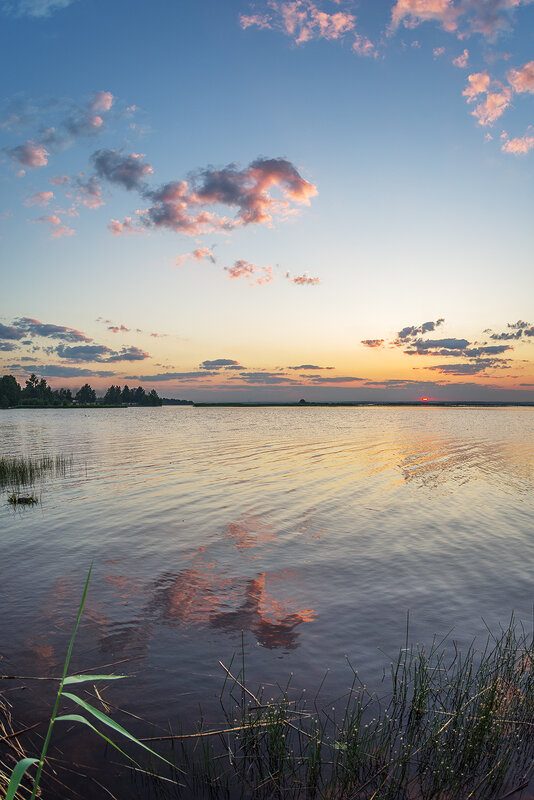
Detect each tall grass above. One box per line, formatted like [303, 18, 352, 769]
[147, 620, 534, 799]
[0, 455, 71, 489]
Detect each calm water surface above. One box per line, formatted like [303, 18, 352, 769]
[1, 406, 534, 796]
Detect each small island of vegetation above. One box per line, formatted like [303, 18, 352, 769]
[0, 374, 163, 408]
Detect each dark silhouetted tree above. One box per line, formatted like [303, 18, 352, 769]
[104, 385, 122, 404]
[0, 375, 22, 407]
[76, 383, 96, 404]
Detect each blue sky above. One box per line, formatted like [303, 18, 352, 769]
[1, 0, 533, 400]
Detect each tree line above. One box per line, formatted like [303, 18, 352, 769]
[0, 374, 162, 408]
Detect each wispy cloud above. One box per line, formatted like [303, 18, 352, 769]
[175, 246, 216, 266]
[240, 0, 375, 55]
[107, 157, 317, 238]
[17, 364, 117, 378]
[0, 323, 26, 341]
[139, 157, 317, 235]
[285, 270, 320, 285]
[12, 317, 92, 342]
[390, 0, 534, 39]
[390, 0, 459, 34]
[224, 260, 274, 285]
[396, 318, 445, 342]
[361, 339, 385, 348]
[452, 48, 469, 67]
[6, 142, 49, 168]
[463, 71, 512, 126]
[3, 91, 116, 170]
[55, 343, 150, 363]
[4, 0, 76, 18]
[108, 217, 142, 235]
[287, 364, 333, 369]
[507, 60, 534, 93]
[91, 149, 153, 191]
[200, 359, 242, 369]
[127, 371, 217, 381]
[501, 129, 534, 154]
[25, 190, 54, 207]
[34, 213, 75, 238]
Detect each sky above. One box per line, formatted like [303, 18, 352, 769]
[1, 0, 533, 402]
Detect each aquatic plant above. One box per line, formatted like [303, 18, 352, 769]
[0, 455, 71, 489]
[143, 619, 534, 799]
[7, 492, 39, 505]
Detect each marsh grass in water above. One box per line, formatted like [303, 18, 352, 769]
[5, 578, 534, 800]
[7, 492, 39, 506]
[139, 619, 534, 800]
[0, 455, 72, 489]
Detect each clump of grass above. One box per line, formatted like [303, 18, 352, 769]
[7, 492, 39, 505]
[149, 620, 534, 800]
[0, 455, 71, 489]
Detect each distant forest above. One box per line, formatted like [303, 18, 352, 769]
[0, 373, 166, 408]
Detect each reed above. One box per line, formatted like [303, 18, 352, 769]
[0, 455, 71, 488]
[151, 619, 534, 799]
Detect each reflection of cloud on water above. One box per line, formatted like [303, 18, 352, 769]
[150, 560, 315, 649]
[223, 513, 279, 555]
[24, 513, 316, 669]
[210, 572, 315, 650]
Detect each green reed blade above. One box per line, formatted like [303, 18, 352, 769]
[63, 674, 127, 685]
[4, 758, 39, 800]
[62, 692, 182, 771]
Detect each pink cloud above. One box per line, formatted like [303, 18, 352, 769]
[7, 141, 49, 168]
[285, 270, 320, 285]
[463, 71, 512, 125]
[142, 157, 317, 235]
[507, 60, 534, 93]
[92, 149, 154, 191]
[352, 34, 376, 57]
[240, 12, 273, 28]
[90, 91, 114, 113]
[108, 324, 130, 333]
[175, 246, 216, 266]
[361, 339, 385, 347]
[35, 214, 75, 238]
[50, 174, 70, 185]
[390, 0, 459, 33]
[75, 176, 104, 209]
[391, 0, 534, 38]
[433, 45, 445, 56]
[501, 130, 534, 154]
[240, 0, 372, 50]
[108, 216, 142, 235]
[225, 260, 274, 285]
[452, 48, 469, 67]
[462, 70, 492, 99]
[471, 87, 512, 125]
[25, 190, 54, 207]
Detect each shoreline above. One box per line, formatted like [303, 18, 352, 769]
[192, 401, 534, 408]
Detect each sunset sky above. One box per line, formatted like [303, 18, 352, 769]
[1, 0, 533, 401]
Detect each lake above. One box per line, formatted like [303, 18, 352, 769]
[1, 406, 534, 798]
